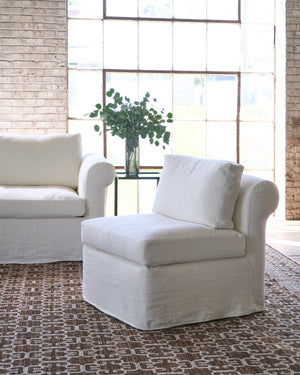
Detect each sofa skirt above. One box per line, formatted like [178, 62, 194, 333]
[0, 217, 84, 263]
[82, 244, 262, 330]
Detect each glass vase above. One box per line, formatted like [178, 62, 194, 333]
[125, 137, 140, 177]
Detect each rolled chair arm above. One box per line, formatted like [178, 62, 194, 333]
[233, 174, 279, 243]
[78, 154, 115, 218]
[233, 174, 279, 306]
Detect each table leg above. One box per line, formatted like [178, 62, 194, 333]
[114, 176, 118, 216]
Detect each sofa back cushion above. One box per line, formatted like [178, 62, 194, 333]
[152, 155, 244, 229]
[0, 134, 82, 189]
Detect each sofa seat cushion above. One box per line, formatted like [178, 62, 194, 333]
[0, 186, 85, 218]
[81, 213, 245, 266]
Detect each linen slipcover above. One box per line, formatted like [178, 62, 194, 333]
[0, 133, 82, 189]
[0, 134, 115, 263]
[82, 214, 245, 266]
[0, 186, 85, 218]
[82, 172, 279, 330]
[152, 155, 244, 229]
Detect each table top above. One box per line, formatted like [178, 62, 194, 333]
[115, 172, 160, 180]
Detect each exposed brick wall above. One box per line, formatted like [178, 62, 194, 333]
[0, 0, 68, 135]
[286, 0, 300, 219]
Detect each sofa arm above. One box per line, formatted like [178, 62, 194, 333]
[233, 174, 279, 240]
[232, 174, 279, 305]
[78, 154, 115, 218]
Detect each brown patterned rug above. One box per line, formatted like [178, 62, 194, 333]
[0, 247, 299, 375]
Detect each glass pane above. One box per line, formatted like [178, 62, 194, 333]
[105, 181, 115, 216]
[172, 121, 205, 158]
[240, 122, 274, 169]
[68, 20, 102, 69]
[106, 72, 138, 102]
[139, 75, 172, 165]
[106, 0, 138, 17]
[206, 121, 237, 161]
[69, 70, 102, 119]
[207, 24, 240, 71]
[138, 180, 158, 213]
[117, 180, 138, 215]
[68, 120, 103, 155]
[241, 25, 274, 72]
[139, 21, 172, 70]
[207, 0, 239, 20]
[242, 0, 274, 24]
[140, 137, 169, 166]
[207, 75, 238, 121]
[243, 169, 274, 181]
[68, 0, 103, 19]
[240, 74, 274, 121]
[173, 23, 206, 71]
[104, 20, 138, 69]
[174, 0, 206, 19]
[106, 132, 124, 166]
[139, 0, 172, 18]
[173, 74, 206, 120]
[139, 73, 172, 114]
[139, 76, 172, 166]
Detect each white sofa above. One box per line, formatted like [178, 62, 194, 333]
[0, 133, 115, 263]
[82, 155, 279, 330]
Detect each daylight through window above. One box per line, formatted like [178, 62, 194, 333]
[68, 0, 275, 182]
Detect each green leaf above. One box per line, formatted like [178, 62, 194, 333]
[89, 110, 98, 118]
[86, 88, 173, 149]
[163, 131, 170, 144]
[106, 88, 114, 97]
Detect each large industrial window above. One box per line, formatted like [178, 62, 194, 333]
[68, 0, 275, 182]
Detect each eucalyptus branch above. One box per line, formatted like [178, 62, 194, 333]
[86, 88, 173, 149]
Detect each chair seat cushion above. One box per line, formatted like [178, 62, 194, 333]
[81, 213, 245, 266]
[0, 186, 85, 218]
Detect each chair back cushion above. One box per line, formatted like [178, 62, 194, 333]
[0, 134, 82, 189]
[152, 155, 244, 229]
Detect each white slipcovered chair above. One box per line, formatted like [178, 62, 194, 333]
[0, 133, 115, 263]
[82, 155, 279, 330]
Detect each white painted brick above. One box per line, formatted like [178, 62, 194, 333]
[286, 0, 300, 218]
[0, 0, 67, 134]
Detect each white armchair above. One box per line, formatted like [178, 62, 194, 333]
[82, 155, 279, 330]
[0, 134, 115, 263]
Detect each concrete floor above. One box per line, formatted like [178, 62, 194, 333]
[266, 218, 300, 264]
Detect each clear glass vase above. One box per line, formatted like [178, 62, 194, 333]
[125, 137, 140, 177]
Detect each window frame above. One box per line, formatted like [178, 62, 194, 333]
[68, 0, 275, 180]
[102, 69, 241, 169]
[103, 0, 241, 23]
